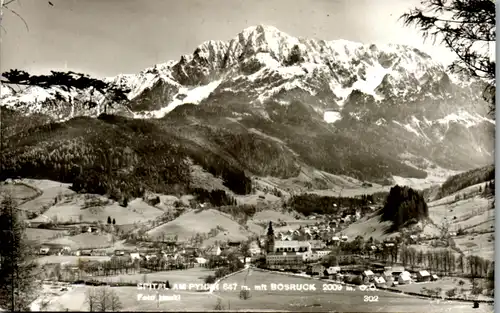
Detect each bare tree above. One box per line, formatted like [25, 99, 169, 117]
[108, 289, 122, 312]
[96, 287, 110, 312]
[89, 287, 122, 312]
[85, 288, 98, 312]
[401, 0, 496, 114]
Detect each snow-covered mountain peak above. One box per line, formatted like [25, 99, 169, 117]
[227, 25, 299, 63]
[237, 24, 293, 43]
[1, 24, 491, 130]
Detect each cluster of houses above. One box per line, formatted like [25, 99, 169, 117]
[109, 246, 199, 265]
[273, 225, 350, 244]
[262, 237, 441, 287]
[37, 238, 254, 269]
[318, 265, 439, 287]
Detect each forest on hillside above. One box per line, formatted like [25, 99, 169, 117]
[0, 114, 254, 202]
[169, 99, 431, 184]
[238, 112, 428, 184]
[284, 194, 374, 216]
[379, 185, 428, 232]
[435, 165, 494, 200]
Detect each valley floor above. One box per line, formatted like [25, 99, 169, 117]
[31, 267, 493, 312]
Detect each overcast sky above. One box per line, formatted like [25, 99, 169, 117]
[1, 0, 458, 78]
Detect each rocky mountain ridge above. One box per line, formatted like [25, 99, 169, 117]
[0, 25, 494, 183]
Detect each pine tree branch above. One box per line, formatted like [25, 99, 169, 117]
[3, 6, 28, 31]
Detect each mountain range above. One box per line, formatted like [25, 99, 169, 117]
[0, 25, 494, 198]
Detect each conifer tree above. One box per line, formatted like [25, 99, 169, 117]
[401, 0, 496, 114]
[0, 194, 40, 311]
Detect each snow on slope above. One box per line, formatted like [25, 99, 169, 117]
[4, 86, 53, 105]
[132, 80, 222, 118]
[437, 110, 495, 127]
[108, 61, 180, 100]
[393, 120, 421, 138]
[388, 111, 495, 140]
[0, 85, 14, 97]
[323, 111, 342, 123]
[351, 62, 392, 101]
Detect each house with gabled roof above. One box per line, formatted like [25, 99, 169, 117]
[325, 266, 341, 275]
[398, 271, 412, 285]
[382, 270, 393, 282]
[417, 270, 431, 282]
[206, 245, 221, 256]
[374, 276, 386, 287]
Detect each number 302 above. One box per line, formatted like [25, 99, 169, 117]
[364, 295, 379, 302]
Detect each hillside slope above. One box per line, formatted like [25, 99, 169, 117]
[146, 209, 260, 243]
[340, 167, 494, 250]
[433, 164, 494, 200]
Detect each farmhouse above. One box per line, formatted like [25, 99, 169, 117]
[206, 245, 222, 256]
[362, 270, 375, 279]
[382, 271, 393, 282]
[374, 276, 386, 287]
[416, 270, 431, 282]
[325, 266, 341, 277]
[398, 271, 412, 285]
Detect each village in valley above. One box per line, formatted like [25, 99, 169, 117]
[1, 168, 492, 311]
[0, 0, 496, 310]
